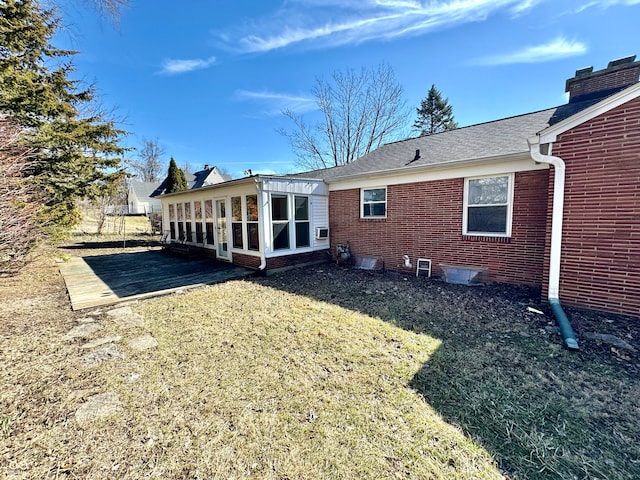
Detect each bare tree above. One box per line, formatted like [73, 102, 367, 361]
[280, 64, 410, 170]
[181, 161, 193, 175]
[127, 138, 164, 182]
[80, 0, 128, 24]
[0, 121, 42, 275]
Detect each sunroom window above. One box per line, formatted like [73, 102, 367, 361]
[464, 174, 513, 236]
[272, 195, 289, 250]
[246, 195, 259, 251]
[295, 196, 310, 248]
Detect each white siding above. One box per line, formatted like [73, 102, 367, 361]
[311, 195, 330, 249]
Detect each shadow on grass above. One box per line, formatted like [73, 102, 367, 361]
[253, 264, 639, 480]
[60, 239, 158, 250]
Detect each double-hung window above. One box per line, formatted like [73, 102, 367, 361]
[246, 195, 259, 251]
[361, 187, 386, 218]
[204, 200, 214, 245]
[168, 204, 176, 240]
[463, 174, 513, 236]
[184, 202, 193, 242]
[272, 195, 289, 250]
[194, 201, 203, 243]
[294, 196, 310, 248]
[231, 196, 243, 249]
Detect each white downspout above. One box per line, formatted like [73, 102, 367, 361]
[528, 137, 579, 349]
[255, 178, 267, 271]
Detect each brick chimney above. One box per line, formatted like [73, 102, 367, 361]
[565, 55, 640, 103]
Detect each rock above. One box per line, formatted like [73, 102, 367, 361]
[80, 343, 125, 367]
[80, 335, 122, 349]
[128, 334, 158, 352]
[582, 332, 636, 351]
[106, 306, 144, 328]
[64, 323, 103, 340]
[76, 317, 97, 324]
[545, 326, 561, 335]
[125, 372, 141, 383]
[75, 392, 122, 425]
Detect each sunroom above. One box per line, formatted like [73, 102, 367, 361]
[159, 175, 330, 272]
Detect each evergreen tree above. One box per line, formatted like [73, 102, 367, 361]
[0, 0, 125, 238]
[413, 84, 458, 136]
[165, 157, 188, 193]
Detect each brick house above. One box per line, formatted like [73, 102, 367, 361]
[160, 56, 639, 322]
[305, 55, 640, 320]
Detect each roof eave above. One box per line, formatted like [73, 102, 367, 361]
[324, 151, 532, 184]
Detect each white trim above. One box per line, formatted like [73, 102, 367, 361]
[462, 173, 514, 237]
[539, 82, 640, 143]
[330, 155, 545, 191]
[360, 186, 387, 219]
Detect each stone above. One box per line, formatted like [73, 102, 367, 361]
[128, 334, 158, 352]
[80, 343, 125, 367]
[125, 372, 141, 383]
[76, 317, 97, 324]
[583, 332, 636, 351]
[75, 392, 122, 425]
[106, 306, 144, 328]
[64, 323, 103, 340]
[80, 335, 122, 349]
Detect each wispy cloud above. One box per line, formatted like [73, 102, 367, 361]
[159, 56, 216, 75]
[472, 37, 587, 65]
[219, 0, 540, 54]
[235, 90, 316, 115]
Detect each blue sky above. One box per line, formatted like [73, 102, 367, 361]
[55, 0, 640, 178]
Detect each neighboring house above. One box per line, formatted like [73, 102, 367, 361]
[128, 181, 163, 214]
[130, 165, 231, 215]
[160, 56, 640, 319]
[150, 165, 231, 198]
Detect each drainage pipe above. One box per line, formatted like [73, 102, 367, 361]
[528, 137, 579, 350]
[255, 177, 267, 271]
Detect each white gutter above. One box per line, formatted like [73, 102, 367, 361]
[528, 136, 579, 349]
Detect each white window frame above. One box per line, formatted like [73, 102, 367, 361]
[294, 195, 310, 248]
[361, 187, 387, 219]
[463, 173, 514, 237]
[271, 194, 290, 251]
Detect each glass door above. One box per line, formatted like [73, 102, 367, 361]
[215, 199, 229, 260]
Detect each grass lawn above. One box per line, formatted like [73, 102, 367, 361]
[1, 241, 638, 479]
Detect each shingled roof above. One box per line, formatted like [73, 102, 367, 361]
[295, 98, 600, 183]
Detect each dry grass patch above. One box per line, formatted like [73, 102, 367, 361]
[2, 245, 639, 479]
[112, 282, 502, 479]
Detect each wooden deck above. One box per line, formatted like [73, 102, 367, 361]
[59, 250, 254, 310]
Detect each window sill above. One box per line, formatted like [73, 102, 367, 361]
[359, 217, 387, 223]
[462, 235, 511, 243]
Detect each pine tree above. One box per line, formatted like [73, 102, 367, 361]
[0, 0, 125, 238]
[165, 157, 188, 193]
[413, 84, 458, 136]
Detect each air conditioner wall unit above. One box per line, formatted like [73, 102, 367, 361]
[315, 227, 329, 239]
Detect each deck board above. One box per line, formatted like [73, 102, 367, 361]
[59, 250, 254, 310]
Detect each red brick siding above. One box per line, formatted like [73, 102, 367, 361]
[547, 95, 640, 316]
[232, 252, 261, 269]
[567, 66, 640, 100]
[329, 171, 549, 286]
[266, 250, 330, 270]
